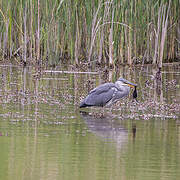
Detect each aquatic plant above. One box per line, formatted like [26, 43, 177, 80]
[0, 0, 179, 67]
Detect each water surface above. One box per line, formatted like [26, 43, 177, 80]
[0, 65, 180, 180]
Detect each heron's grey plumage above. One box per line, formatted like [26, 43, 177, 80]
[80, 78, 137, 108]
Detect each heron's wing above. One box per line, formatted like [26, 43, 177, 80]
[84, 83, 116, 107]
[88, 83, 115, 95]
[85, 88, 115, 106]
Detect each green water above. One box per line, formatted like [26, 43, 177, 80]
[0, 65, 180, 180]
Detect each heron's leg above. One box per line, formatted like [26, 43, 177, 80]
[101, 106, 111, 116]
[109, 105, 113, 113]
[101, 106, 106, 115]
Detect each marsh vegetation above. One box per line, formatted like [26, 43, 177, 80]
[0, 0, 179, 68]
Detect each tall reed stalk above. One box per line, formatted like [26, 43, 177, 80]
[23, 3, 27, 64]
[109, 7, 114, 67]
[159, 0, 171, 68]
[152, 0, 171, 68]
[37, 0, 40, 61]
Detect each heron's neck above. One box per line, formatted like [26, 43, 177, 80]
[115, 81, 126, 89]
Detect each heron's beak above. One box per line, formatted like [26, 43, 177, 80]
[125, 81, 137, 88]
[127, 84, 136, 88]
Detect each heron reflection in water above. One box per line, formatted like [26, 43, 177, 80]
[80, 111, 128, 149]
[80, 77, 137, 108]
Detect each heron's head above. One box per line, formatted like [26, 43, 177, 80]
[117, 78, 137, 88]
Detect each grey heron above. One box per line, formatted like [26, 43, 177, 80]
[80, 77, 137, 108]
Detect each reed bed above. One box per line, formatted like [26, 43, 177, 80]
[0, 0, 179, 67]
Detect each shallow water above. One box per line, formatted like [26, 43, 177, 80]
[0, 65, 180, 180]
